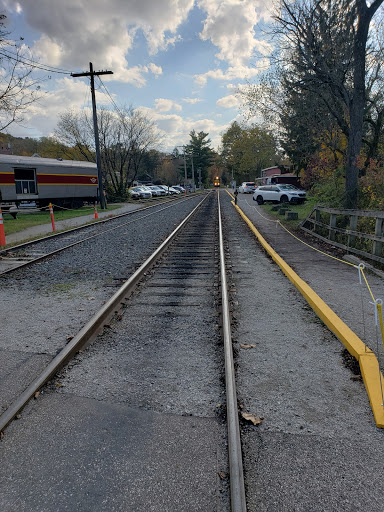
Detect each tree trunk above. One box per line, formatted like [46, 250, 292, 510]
[344, 0, 383, 208]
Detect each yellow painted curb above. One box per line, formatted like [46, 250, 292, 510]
[232, 200, 384, 428]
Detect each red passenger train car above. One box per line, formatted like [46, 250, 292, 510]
[0, 154, 98, 208]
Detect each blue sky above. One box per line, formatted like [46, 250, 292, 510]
[1, 0, 273, 152]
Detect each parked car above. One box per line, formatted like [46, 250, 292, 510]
[156, 185, 170, 195]
[158, 185, 179, 195]
[253, 184, 306, 205]
[172, 185, 185, 193]
[239, 182, 256, 194]
[128, 188, 141, 199]
[129, 186, 152, 199]
[148, 185, 166, 196]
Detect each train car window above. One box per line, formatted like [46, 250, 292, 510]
[14, 168, 37, 195]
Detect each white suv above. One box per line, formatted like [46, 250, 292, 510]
[239, 182, 256, 193]
[253, 184, 306, 204]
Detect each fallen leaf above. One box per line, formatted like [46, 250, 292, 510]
[88, 297, 95, 301]
[66, 335, 74, 341]
[34, 391, 40, 399]
[0, 431, 4, 439]
[240, 343, 257, 349]
[78, 308, 85, 311]
[242, 412, 264, 425]
[16, 414, 21, 419]
[350, 375, 362, 381]
[218, 472, 227, 480]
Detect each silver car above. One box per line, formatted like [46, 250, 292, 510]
[148, 186, 166, 196]
[131, 186, 152, 199]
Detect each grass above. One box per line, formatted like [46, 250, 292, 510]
[3, 204, 122, 236]
[260, 196, 317, 230]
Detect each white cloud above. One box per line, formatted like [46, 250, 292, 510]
[137, 106, 229, 151]
[216, 94, 239, 108]
[197, 0, 272, 67]
[193, 59, 270, 86]
[0, 1, 23, 14]
[148, 63, 163, 76]
[11, 0, 193, 84]
[154, 98, 182, 112]
[182, 98, 203, 104]
[5, 77, 110, 138]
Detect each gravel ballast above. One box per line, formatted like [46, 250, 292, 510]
[0, 196, 203, 412]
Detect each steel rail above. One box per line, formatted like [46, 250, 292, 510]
[0, 194, 195, 256]
[0, 195, 202, 276]
[218, 191, 247, 511]
[0, 194, 208, 433]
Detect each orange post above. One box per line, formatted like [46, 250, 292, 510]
[49, 203, 56, 231]
[94, 204, 99, 219]
[0, 207, 6, 246]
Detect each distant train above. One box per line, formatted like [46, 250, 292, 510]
[0, 154, 98, 208]
[213, 176, 220, 187]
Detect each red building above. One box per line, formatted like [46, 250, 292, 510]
[257, 166, 301, 187]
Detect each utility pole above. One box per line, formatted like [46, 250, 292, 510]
[176, 146, 188, 193]
[191, 155, 195, 192]
[71, 63, 113, 209]
[183, 150, 187, 193]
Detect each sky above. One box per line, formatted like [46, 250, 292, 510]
[1, 0, 273, 153]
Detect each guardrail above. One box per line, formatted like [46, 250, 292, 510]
[299, 206, 384, 265]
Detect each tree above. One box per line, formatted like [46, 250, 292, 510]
[0, 15, 43, 131]
[183, 130, 215, 187]
[137, 149, 163, 182]
[155, 155, 182, 185]
[54, 109, 94, 161]
[220, 121, 243, 178]
[272, 0, 384, 208]
[220, 123, 280, 182]
[54, 106, 161, 200]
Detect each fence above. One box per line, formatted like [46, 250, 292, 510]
[299, 206, 384, 265]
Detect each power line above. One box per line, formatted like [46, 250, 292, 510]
[0, 48, 72, 74]
[97, 76, 124, 117]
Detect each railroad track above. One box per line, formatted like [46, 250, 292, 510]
[0, 191, 246, 511]
[0, 195, 195, 275]
[2, 190, 382, 510]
